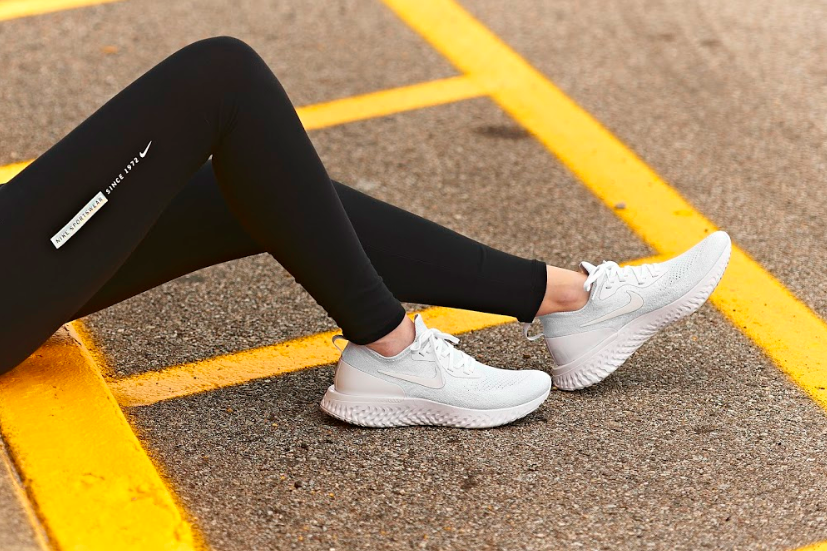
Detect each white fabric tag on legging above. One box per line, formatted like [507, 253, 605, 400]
[50, 191, 108, 249]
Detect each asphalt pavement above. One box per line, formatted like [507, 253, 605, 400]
[1, 0, 826, 549]
[0, 444, 41, 551]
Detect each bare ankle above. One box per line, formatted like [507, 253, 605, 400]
[365, 315, 415, 357]
[535, 265, 589, 317]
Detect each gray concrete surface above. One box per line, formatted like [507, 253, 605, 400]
[1, 0, 826, 550]
[0, 443, 43, 551]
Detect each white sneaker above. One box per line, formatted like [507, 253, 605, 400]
[525, 231, 732, 391]
[321, 314, 551, 428]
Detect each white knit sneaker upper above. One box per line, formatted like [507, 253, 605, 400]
[335, 314, 551, 411]
[526, 231, 732, 383]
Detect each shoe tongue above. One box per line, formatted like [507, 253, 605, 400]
[413, 314, 429, 337]
[580, 261, 597, 275]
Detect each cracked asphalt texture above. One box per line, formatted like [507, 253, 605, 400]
[1, 0, 826, 549]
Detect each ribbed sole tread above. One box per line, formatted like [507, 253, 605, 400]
[320, 389, 550, 429]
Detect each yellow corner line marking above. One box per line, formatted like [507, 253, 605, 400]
[793, 541, 827, 551]
[0, 322, 196, 550]
[0, 161, 31, 184]
[109, 257, 664, 407]
[0, 77, 482, 183]
[381, 0, 827, 411]
[69, 316, 113, 377]
[108, 306, 513, 407]
[0, 0, 119, 22]
[299, 75, 483, 131]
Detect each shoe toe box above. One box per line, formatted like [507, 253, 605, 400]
[696, 230, 732, 258]
[467, 364, 551, 406]
[663, 231, 731, 288]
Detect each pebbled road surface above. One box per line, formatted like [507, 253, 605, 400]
[1, 0, 826, 549]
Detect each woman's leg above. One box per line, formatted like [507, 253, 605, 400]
[72, 161, 572, 324]
[0, 36, 405, 375]
[57, 43, 726, 403]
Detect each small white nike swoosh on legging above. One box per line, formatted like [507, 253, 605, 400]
[378, 367, 445, 389]
[580, 291, 645, 328]
[139, 141, 152, 158]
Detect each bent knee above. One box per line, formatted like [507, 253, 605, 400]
[186, 36, 263, 72]
[196, 36, 256, 56]
[158, 35, 273, 102]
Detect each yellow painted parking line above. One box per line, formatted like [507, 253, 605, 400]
[381, 0, 827, 412]
[2, 2, 824, 546]
[70, 314, 113, 377]
[110, 327, 341, 407]
[0, 161, 31, 184]
[794, 541, 827, 551]
[0, 0, 119, 22]
[109, 307, 513, 407]
[299, 75, 483, 131]
[0, 323, 197, 550]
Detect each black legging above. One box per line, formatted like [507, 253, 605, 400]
[0, 36, 546, 375]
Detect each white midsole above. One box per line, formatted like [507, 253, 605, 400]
[320, 386, 550, 429]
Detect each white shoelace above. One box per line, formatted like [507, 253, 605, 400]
[412, 327, 476, 376]
[582, 260, 662, 292]
[523, 260, 663, 341]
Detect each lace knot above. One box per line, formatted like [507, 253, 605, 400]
[413, 327, 475, 376]
[583, 260, 663, 292]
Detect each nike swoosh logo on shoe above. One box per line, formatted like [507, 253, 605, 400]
[580, 291, 645, 328]
[139, 141, 152, 158]
[378, 367, 445, 389]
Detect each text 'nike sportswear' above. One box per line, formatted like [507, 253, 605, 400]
[524, 231, 732, 390]
[321, 314, 552, 428]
